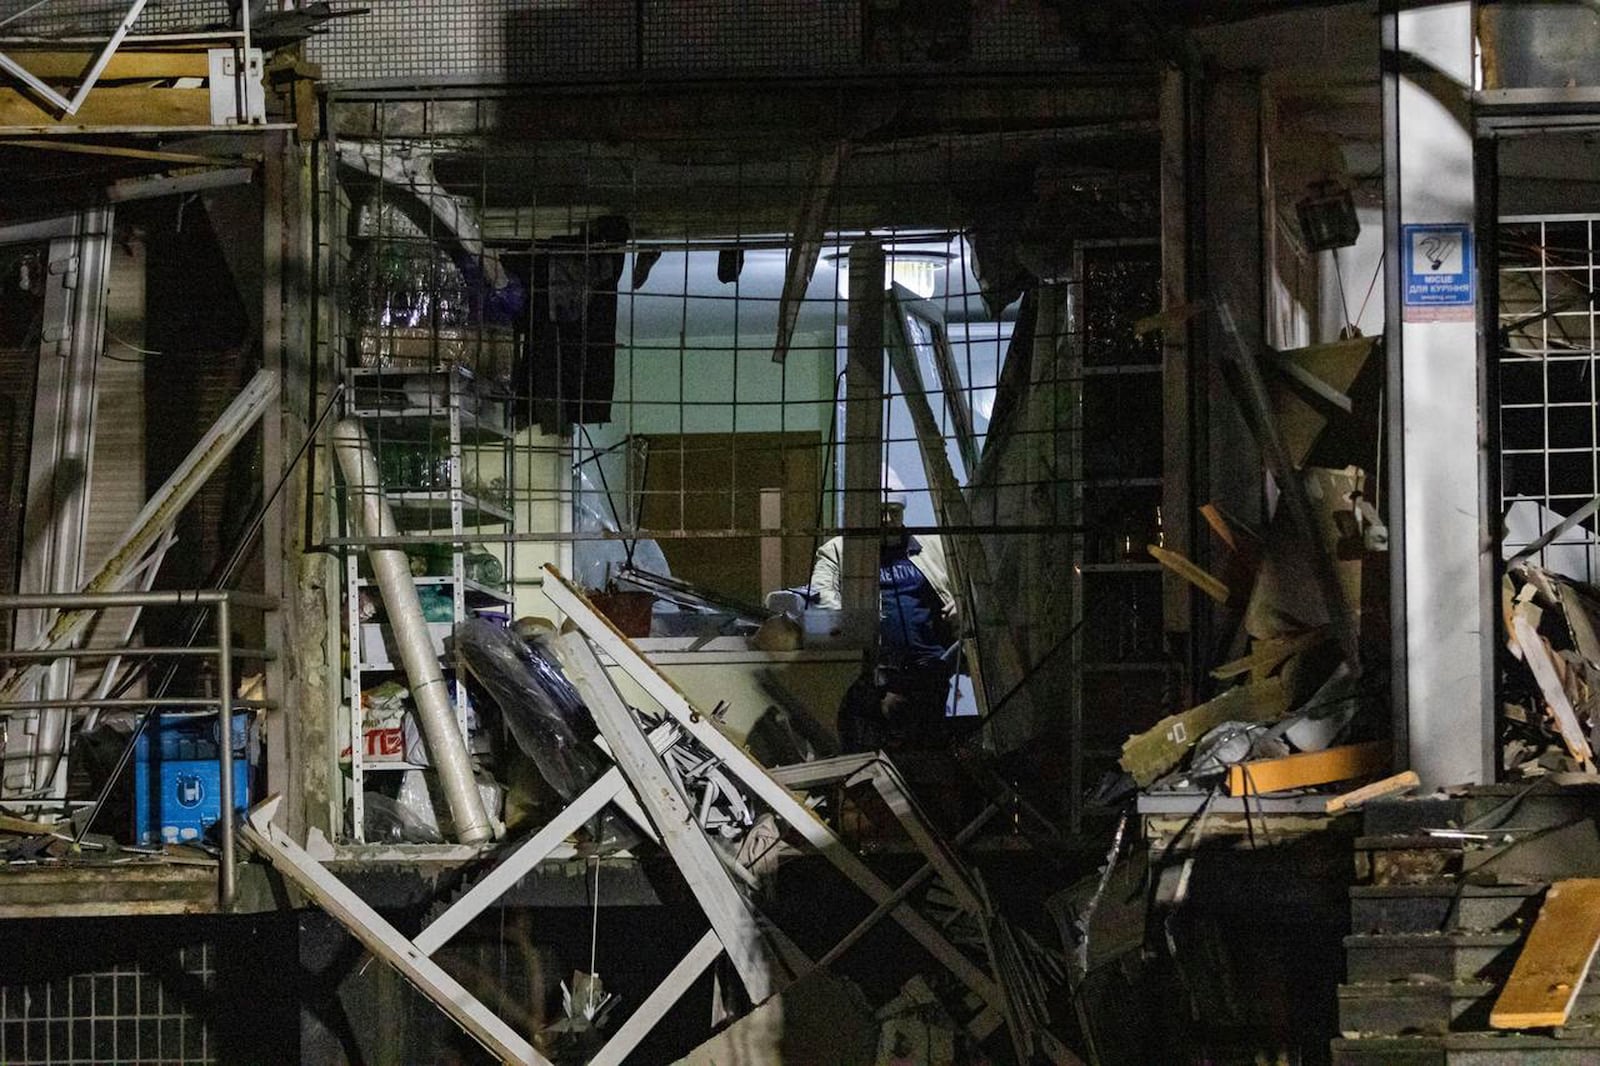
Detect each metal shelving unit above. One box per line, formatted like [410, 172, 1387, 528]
[341, 363, 515, 841]
[1068, 238, 1174, 833]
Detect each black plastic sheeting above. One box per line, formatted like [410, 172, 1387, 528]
[455, 619, 607, 802]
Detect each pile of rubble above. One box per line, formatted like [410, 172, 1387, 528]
[1113, 332, 1400, 806]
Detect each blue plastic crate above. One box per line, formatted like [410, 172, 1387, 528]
[133, 715, 253, 846]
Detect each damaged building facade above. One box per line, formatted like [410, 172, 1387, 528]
[1, 1, 1599, 1064]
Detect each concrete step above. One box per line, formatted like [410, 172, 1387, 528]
[1331, 1031, 1600, 1065]
[1353, 836, 1466, 886]
[1360, 786, 1600, 837]
[1349, 884, 1544, 936]
[1344, 932, 1522, 984]
[1339, 980, 1600, 1037]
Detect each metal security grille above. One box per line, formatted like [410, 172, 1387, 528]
[319, 90, 1159, 833]
[304, 0, 1081, 86]
[0, 943, 214, 1065]
[0, 0, 229, 35]
[1498, 215, 1600, 578]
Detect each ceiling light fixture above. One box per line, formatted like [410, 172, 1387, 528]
[828, 250, 954, 301]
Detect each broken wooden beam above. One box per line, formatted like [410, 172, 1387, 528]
[1491, 879, 1600, 1030]
[1119, 676, 1289, 787]
[1216, 305, 1362, 672]
[1210, 629, 1328, 682]
[560, 630, 786, 1004]
[884, 286, 1031, 719]
[1323, 769, 1420, 814]
[1134, 299, 1206, 339]
[240, 798, 552, 1065]
[1148, 544, 1229, 605]
[1225, 740, 1389, 797]
[771, 141, 847, 365]
[1510, 608, 1595, 766]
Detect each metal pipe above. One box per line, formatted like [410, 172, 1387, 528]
[79, 524, 177, 744]
[0, 646, 272, 661]
[0, 697, 274, 712]
[331, 420, 491, 844]
[0, 590, 274, 610]
[0, 50, 73, 113]
[216, 596, 235, 909]
[239, 0, 251, 127]
[326, 522, 1087, 547]
[66, 378, 324, 852]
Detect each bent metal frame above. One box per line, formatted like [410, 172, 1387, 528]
[242, 564, 1038, 1065]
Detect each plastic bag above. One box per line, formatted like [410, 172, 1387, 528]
[362, 791, 443, 844]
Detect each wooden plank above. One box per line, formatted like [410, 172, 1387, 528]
[3, 138, 236, 165]
[413, 765, 627, 957]
[3, 50, 211, 80]
[771, 141, 846, 365]
[1200, 502, 1238, 552]
[928, 322, 980, 475]
[1225, 740, 1390, 797]
[1119, 676, 1289, 787]
[1266, 336, 1375, 467]
[1148, 544, 1229, 605]
[1324, 770, 1420, 814]
[1217, 306, 1362, 670]
[1491, 879, 1600, 1030]
[1511, 610, 1595, 766]
[559, 631, 783, 1004]
[1210, 629, 1328, 681]
[588, 932, 723, 1066]
[0, 371, 278, 702]
[0, 86, 210, 129]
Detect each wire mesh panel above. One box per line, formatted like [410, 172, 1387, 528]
[639, 0, 860, 74]
[0, 943, 214, 1065]
[0, 0, 229, 35]
[303, 0, 1091, 85]
[307, 0, 638, 85]
[321, 90, 1159, 834]
[1498, 216, 1600, 580]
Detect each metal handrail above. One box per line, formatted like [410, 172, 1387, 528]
[0, 588, 277, 909]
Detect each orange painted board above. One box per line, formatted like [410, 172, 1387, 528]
[1225, 740, 1389, 797]
[5, 50, 212, 80]
[1491, 879, 1600, 1030]
[0, 86, 210, 129]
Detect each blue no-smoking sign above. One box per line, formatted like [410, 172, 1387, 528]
[1403, 223, 1474, 322]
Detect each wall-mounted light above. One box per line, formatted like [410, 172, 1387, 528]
[1296, 180, 1361, 252]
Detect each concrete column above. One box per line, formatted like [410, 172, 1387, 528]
[842, 241, 885, 626]
[1383, 1, 1495, 787]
